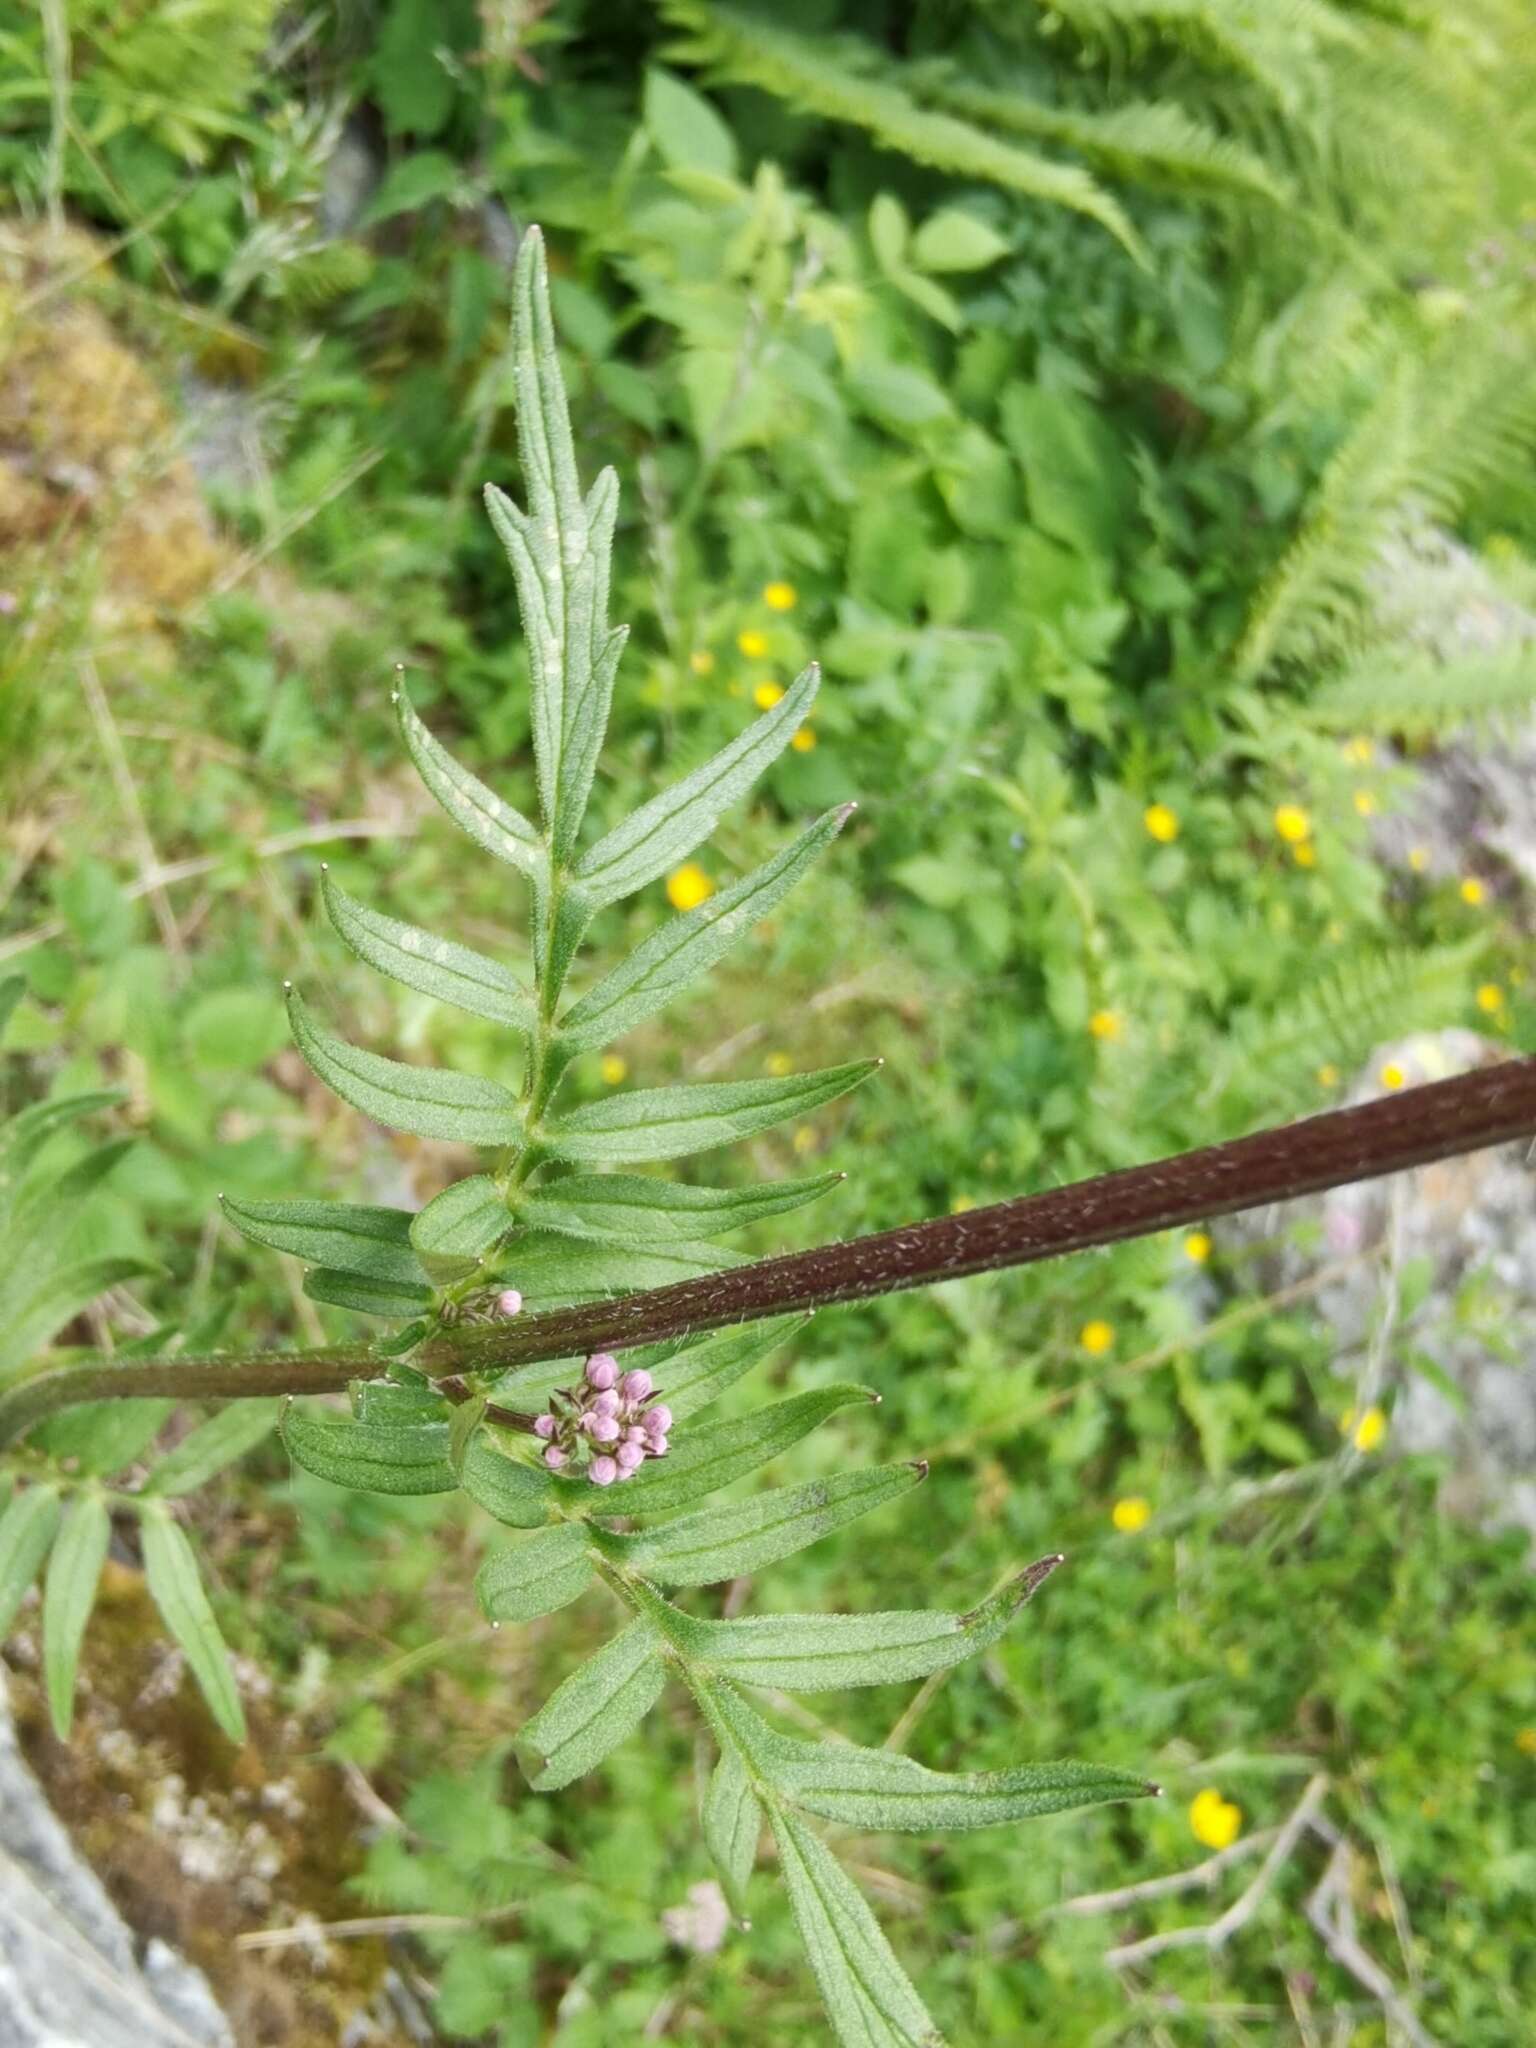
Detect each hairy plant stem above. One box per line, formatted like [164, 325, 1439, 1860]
[3, 1055, 1534, 1449]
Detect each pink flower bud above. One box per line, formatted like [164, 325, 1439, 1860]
[543, 1445, 567, 1469]
[644, 1405, 672, 1435]
[496, 1288, 523, 1318]
[589, 1455, 618, 1486]
[591, 1389, 620, 1418]
[589, 1415, 620, 1444]
[620, 1368, 653, 1402]
[533, 1414, 556, 1440]
[646, 1433, 669, 1457]
[585, 1353, 619, 1391]
[616, 1440, 645, 1472]
[625, 1425, 648, 1445]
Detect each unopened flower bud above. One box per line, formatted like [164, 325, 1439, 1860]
[589, 1415, 620, 1444]
[589, 1455, 618, 1486]
[543, 1445, 567, 1469]
[533, 1414, 556, 1440]
[616, 1440, 645, 1472]
[496, 1288, 523, 1318]
[591, 1389, 620, 1418]
[625, 1425, 648, 1445]
[620, 1368, 653, 1402]
[647, 1433, 669, 1457]
[585, 1353, 619, 1391]
[645, 1404, 672, 1435]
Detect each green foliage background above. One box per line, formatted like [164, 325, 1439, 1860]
[2, 1, 1536, 2042]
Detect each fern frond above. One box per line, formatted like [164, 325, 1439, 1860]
[1038, 0, 1364, 114]
[1305, 646, 1536, 736]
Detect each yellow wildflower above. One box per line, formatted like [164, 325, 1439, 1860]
[791, 1125, 817, 1157]
[1189, 1788, 1243, 1851]
[790, 726, 817, 752]
[1144, 803, 1179, 844]
[1293, 843, 1317, 868]
[1317, 1062, 1341, 1087]
[950, 1193, 976, 1214]
[764, 1050, 793, 1077]
[1112, 1495, 1152, 1534]
[1089, 1009, 1122, 1042]
[737, 628, 770, 659]
[1345, 737, 1374, 765]
[1352, 1405, 1387, 1453]
[1381, 1062, 1406, 1090]
[1476, 983, 1504, 1014]
[1274, 804, 1311, 844]
[1408, 846, 1428, 872]
[753, 679, 785, 711]
[689, 649, 716, 676]
[599, 1053, 628, 1087]
[1460, 877, 1486, 906]
[1516, 1728, 1536, 1758]
[666, 863, 714, 912]
[1353, 790, 1376, 817]
[762, 580, 797, 611]
[1080, 1320, 1114, 1357]
[1184, 1231, 1212, 1264]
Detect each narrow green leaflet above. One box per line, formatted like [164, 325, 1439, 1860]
[476, 1522, 594, 1623]
[9, 1137, 134, 1248]
[559, 807, 854, 1052]
[0, 1090, 124, 1206]
[543, 1061, 879, 1165]
[574, 664, 822, 905]
[459, 1436, 557, 1527]
[303, 1268, 432, 1318]
[612, 1385, 875, 1516]
[770, 1807, 944, 2048]
[221, 1196, 428, 1288]
[0, 1256, 153, 1383]
[515, 1618, 667, 1791]
[630, 1317, 808, 1423]
[43, 1493, 110, 1739]
[322, 870, 534, 1032]
[0, 1485, 61, 1638]
[520, 1170, 842, 1245]
[649, 1562, 1059, 1691]
[505, 1232, 741, 1309]
[281, 1411, 458, 1494]
[288, 989, 523, 1146]
[410, 1175, 509, 1284]
[395, 686, 545, 884]
[608, 1464, 925, 1586]
[140, 1506, 246, 1743]
[145, 1403, 280, 1497]
[702, 1745, 761, 1920]
[353, 1381, 448, 1427]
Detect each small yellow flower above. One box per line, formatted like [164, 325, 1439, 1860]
[1408, 846, 1429, 873]
[791, 1124, 817, 1157]
[1516, 1727, 1536, 1758]
[1089, 1009, 1122, 1042]
[1317, 1062, 1341, 1087]
[950, 1193, 976, 1215]
[1189, 1788, 1243, 1851]
[1460, 877, 1486, 907]
[666, 863, 714, 912]
[1184, 1231, 1212, 1264]
[1476, 983, 1504, 1014]
[1293, 842, 1317, 868]
[1112, 1495, 1152, 1533]
[1080, 1319, 1114, 1357]
[1353, 790, 1376, 818]
[764, 1050, 793, 1076]
[1345, 737, 1374, 765]
[1274, 804, 1311, 844]
[689, 649, 716, 676]
[737, 628, 770, 659]
[1380, 1062, 1406, 1090]
[599, 1053, 628, 1086]
[762, 580, 797, 612]
[1352, 1405, 1388, 1452]
[790, 726, 817, 752]
[753, 679, 785, 711]
[1144, 803, 1179, 844]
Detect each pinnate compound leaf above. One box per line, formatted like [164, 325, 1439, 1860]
[220, 1196, 428, 1288]
[574, 664, 822, 905]
[410, 1175, 508, 1284]
[140, 1506, 246, 1743]
[145, 1403, 280, 1497]
[519, 1170, 842, 1245]
[702, 1746, 761, 1920]
[459, 1436, 557, 1527]
[770, 1807, 944, 2048]
[281, 1411, 458, 1494]
[476, 1522, 593, 1622]
[609, 1385, 875, 1516]
[559, 807, 855, 1052]
[647, 1558, 1062, 1691]
[607, 1464, 925, 1586]
[43, 1493, 110, 1739]
[321, 870, 534, 1032]
[303, 1268, 432, 1318]
[543, 1061, 878, 1165]
[0, 1485, 61, 1638]
[287, 989, 522, 1146]
[395, 686, 544, 883]
[515, 1618, 666, 1791]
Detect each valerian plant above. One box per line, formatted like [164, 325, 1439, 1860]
[5, 229, 1536, 2043]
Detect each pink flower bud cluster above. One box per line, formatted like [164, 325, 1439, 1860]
[532, 1354, 672, 1487]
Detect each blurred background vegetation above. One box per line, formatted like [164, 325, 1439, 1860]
[3, 1, 1536, 2042]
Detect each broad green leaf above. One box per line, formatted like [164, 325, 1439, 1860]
[702, 1745, 760, 1920]
[0, 1255, 152, 1382]
[520, 1169, 842, 1245]
[770, 1807, 944, 2048]
[43, 1493, 110, 1739]
[448, 1397, 486, 1472]
[288, 989, 522, 1145]
[514, 1618, 666, 1791]
[303, 1268, 432, 1318]
[460, 1435, 557, 1527]
[645, 1560, 1061, 1691]
[559, 807, 854, 1052]
[410, 1175, 508, 1284]
[140, 1506, 246, 1743]
[353, 1380, 449, 1426]
[573, 666, 820, 905]
[395, 686, 545, 884]
[476, 1522, 594, 1623]
[145, 1403, 280, 1497]
[630, 1317, 808, 1423]
[0, 1485, 61, 1638]
[281, 1411, 458, 1494]
[543, 1060, 879, 1165]
[610, 1384, 875, 1516]
[0, 1090, 124, 1206]
[504, 1232, 740, 1309]
[30, 1399, 172, 1477]
[643, 65, 739, 177]
[912, 207, 1011, 272]
[221, 1196, 428, 1287]
[607, 1464, 926, 1586]
[322, 870, 535, 1033]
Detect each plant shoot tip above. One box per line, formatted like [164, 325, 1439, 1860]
[912, 1458, 930, 1479]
